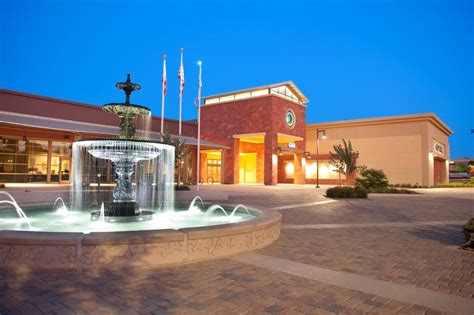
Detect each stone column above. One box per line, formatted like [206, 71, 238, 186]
[190, 147, 197, 185]
[232, 138, 240, 184]
[293, 153, 306, 184]
[264, 134, 277, 185]
[222, 139, 240, 184]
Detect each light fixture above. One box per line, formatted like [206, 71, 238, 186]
[275, 147, 283, 156]
[321, 131, 327, 139]
[197, 61, 202, 66]
[304, 151, 311, 158]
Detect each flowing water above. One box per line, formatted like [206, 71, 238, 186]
[70, 140, 175, 212]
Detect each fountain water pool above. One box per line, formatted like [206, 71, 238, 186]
[0, 201, 257, 233]
[0, 75, 281, 270]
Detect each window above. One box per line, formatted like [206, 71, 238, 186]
[51, 142, 72, 182]
[270, 86, 301, 103]
[0, 137, 72, 183]
[207, 159, 221, 183]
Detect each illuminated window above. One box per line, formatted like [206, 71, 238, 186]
[305, 162, 317, 179]
[207, 159, 221, 183]
[0, 137, 74, 183]
[284, 161, 294, 179]
[271, 86, 300, 103]
[203, 89, 271, 105]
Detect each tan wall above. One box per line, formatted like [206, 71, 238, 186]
[306, 119, 449, 186]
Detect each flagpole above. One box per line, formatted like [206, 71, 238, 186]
[177, 48, 184, 186]
[160, 53, 166, 138]
[196, 61, 202, 191]
[178, 48, 184, 138]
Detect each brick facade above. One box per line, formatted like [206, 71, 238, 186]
[200, 94, 306, 185]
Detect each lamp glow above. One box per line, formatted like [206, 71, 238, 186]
[197, 61, 202, 66]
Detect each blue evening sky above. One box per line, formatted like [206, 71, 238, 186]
[1, 0, 472, 158]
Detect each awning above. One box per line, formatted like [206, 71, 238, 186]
[0, 110, 228, 150]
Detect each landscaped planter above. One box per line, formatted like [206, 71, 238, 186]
[462, 218, 474, 240]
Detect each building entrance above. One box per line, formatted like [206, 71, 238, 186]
[239, 152, 257, 183]
[433, 157, 445, 186]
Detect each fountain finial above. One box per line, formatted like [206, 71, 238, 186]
[115, 74, 142, 105]
[103, 74, 150, 139]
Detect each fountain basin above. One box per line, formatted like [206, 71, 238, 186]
[86, 139, 162, 162]
[0, 205, 281, 270]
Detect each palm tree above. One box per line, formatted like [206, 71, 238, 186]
[329, 139, 360, 185]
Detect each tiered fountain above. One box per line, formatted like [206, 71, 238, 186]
[0, 75, 281, 270]
[71, 74, 174, 221]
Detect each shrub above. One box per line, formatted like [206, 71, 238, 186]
[436, 182, 474, 188]
[354, 186, 368, 198]
[369, 187, 417, 194]
[462, 218, 474, 249]
[326, 186, 367, 198]
[463, 218, 474, 241]
[356, 168, 388, 190]
[175, 185, 191, 191]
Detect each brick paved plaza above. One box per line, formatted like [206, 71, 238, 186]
[1, 186, 473, 314]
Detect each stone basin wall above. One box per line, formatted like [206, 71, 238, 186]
[0, 208, 280, 271]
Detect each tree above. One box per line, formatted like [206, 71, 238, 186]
[456, 164, 469, 173]
[162, 129, 187, 186]
[329, 139, 361, 186]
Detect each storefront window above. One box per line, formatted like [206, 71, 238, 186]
[0, 137, 72, 183]
[52, 141, 72, 183]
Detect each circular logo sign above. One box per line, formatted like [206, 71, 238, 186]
[285, 109, 296, 128]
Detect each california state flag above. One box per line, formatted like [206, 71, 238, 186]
[162, 55, 167, 96]
[178, 49, 185, 96]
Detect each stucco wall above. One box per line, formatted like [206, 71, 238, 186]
[306, 120, 429, 185]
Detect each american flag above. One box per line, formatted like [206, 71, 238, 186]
[198, 62, 202, 89]
[162, 55, 167, 96]
[178, 49, 185, 96]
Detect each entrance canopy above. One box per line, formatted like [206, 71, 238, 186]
[233, 132, 265, 143]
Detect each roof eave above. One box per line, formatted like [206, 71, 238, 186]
[202, 81, 309, 104]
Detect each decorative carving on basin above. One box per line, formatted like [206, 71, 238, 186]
[0, 208, 281, 270]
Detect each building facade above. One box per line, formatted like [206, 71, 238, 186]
[200, 82, 308, 185]
[0, 82, 453, 187]
[306, 114, 452, 187]
[0, 89, 223, 185]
